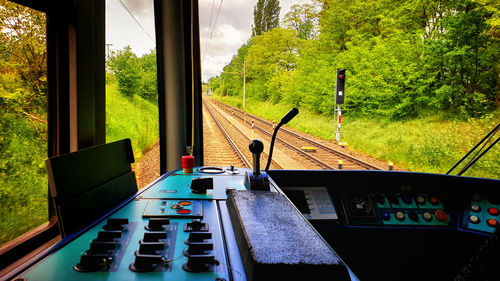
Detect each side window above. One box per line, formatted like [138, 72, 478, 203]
[105, 0, 159, 189]
[0, 1, 48, 246]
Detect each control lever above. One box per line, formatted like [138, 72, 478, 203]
[182, 255, 219, 273]
[129, 253, 167, 272]
[265, 108, 299, 171]
[74, 253, 112, 272]
[250, 139, 264, 175]
[246, 139, 270, 190]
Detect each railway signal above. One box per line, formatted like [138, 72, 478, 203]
[335, 69, 346, 142]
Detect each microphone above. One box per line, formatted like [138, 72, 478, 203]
[280, 108, 299, 125]
[265, 108, 299, 171]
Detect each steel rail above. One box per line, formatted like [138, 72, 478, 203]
[203, 100, 252, 169]
[211, 99, 381, 170]
[204, 100, 283, 169]
[207, 100, 335, 170]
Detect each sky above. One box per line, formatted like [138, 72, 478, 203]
[106, 0, 310, 82]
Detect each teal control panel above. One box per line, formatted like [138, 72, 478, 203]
[140, 171, 247, 200]
[463, 194, 500, 234]
[20, 199, 232, 281]
[16, 168, 252, 281]
[374, 194, 450, 226]
[343, 193, 452, 227]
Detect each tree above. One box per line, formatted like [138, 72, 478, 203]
[0, 0, 47, 112]
[138, 50, 157, 101]
[283, 4, 318, 39]
[108, 46, 141, 98]
[246, 28, 300, 102]
[253, 0, 281, 36]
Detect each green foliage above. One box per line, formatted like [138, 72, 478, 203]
[107, 47, 158, 101]
[0, 108, 48, 246]
[106, 82, 158, 160]
[0, 1, 48, 246]
[283, 4, 318, 39]
[108, 46, 141, 98]
[252, 0, 281, 36]
[218, 96, 500, 179]
[138, 50, 158, 101]
[217, 0, 499, 120]
[0, 0, 47, 98]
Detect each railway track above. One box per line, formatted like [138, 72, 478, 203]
[209, 99, 382, 170]
[202, 101, 251, 168]
[203, 99, 282, 170]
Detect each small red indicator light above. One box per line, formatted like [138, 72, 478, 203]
[339, 75, 344, 79]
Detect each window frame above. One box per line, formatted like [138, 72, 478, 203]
[0, 0, 106, 275]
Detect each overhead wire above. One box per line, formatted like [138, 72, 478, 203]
[202, 0, 224, 66]
[202, 0, 216, 62]
[117, 0, 155, 43]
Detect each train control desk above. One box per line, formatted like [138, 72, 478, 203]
[10, 166, 500, 281]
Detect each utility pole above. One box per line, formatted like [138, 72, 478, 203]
[243, 58, 246, 112]
[220, 78, 223, 100]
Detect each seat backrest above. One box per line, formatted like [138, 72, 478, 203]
[46, 139, 138, 237]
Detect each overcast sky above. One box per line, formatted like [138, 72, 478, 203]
[106, 0, 310, 82]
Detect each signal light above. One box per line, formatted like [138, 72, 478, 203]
[336, 69, 346, 105]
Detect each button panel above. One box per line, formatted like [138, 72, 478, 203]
[20, 200, 231, 281]
[369, 193, 450, 226]
[463, 194, 500, 233]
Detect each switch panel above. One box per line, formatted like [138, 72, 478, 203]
[283, 187, 338, 220]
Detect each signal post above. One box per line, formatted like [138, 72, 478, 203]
[335, 69, 346, 143]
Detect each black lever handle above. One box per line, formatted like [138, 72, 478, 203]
[249, 139, 264, 175]
[265, 108, 299, 171]
[280, 108, 299, 125]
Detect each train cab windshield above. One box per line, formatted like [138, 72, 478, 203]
[0, 0, 499, 280]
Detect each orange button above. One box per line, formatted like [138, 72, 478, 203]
[488, 207, 499, 216]
[487, 219, 498, 227]
[179, 201, 192, 206]
[435, 210, 448, 222]
[429, 197, 439, 205]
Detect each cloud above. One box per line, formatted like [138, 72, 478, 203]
[199, 0, 312, 82]
[106, 0, 312, 81]
[106, 0, 155, 56]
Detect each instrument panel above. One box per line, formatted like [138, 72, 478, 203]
[9, 168, 500, 281]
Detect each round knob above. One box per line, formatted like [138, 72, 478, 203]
[249, 139, 264, 154]
[469, 215, 480, 224]
[422, 212, 432, 221]
[471, 205, 481, 212]
[395, 211, 405, 221]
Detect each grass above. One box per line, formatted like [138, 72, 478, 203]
[0, 109, 48, 246]
[106, 82, 159, 160]
[216, 95, 500, 179]
[0, 83, 159, 247]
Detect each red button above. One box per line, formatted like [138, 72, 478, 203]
[177, 209, 191, 214]
[487, 219, 498, 227]
[182, 155, 195, 173]
[434, 210, 448, 222]
[429, 197, 439, 205]
[488, 207, 499, 216]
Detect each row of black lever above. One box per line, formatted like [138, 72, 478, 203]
[74, 218, 129, 272]
[130, 218, 171, 272]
